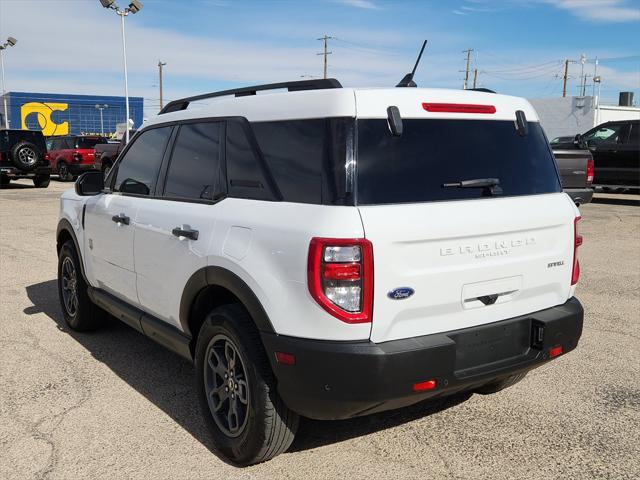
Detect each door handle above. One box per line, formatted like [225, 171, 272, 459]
[111, 213, 130, 225]
[172, 225, 199, 240]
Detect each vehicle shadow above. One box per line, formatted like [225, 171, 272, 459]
[24, 279, 473, 457]
[591, 195, 640, 207]
[0, 182, 37, 189]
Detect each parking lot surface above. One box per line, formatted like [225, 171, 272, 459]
[1, 180, 639, 480]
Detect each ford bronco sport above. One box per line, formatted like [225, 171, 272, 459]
[57, 78, 584, 465]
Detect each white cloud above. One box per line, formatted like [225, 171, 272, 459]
[550, 0, 640, 22]
[337, 0, 382, 10]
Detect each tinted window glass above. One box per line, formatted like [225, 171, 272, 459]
[63, 138, 75, 149]
[226, 120, 275, 201]
[164, 122, 223, 200]
[251, 119, 348, 205]
[113, 127, 172, 196]
[357, 119, 561, 205]
[76, 137, 108, 149]
[583, 123, 625, 145]
[625, 123, 639, 144]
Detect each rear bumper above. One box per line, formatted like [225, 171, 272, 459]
[564, 188, 594, 205]
[67, 163, 96, 175]
[262, 297, 583, 420]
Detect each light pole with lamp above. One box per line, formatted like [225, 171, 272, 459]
[0, 36, 17, 129]
[95, 104, 109, 135]
[99, 0, 143, 144]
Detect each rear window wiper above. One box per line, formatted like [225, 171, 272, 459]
[442, 178, 503, 195]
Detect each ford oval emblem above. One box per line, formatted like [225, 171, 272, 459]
[387, 287, 415, 300]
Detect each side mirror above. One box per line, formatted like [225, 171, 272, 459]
[573, 134, 586, 149]
[75, 171, 104, 196]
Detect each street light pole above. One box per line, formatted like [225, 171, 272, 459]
[0, 37, 18, 129]
[95, 104, 108, 135]
[99, 1, 143, 144]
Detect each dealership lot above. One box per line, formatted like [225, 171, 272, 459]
[1, 180, 638, 480]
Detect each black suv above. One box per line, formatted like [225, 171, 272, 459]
[0, 129, 51, 188]
[581, 120, 639, 189]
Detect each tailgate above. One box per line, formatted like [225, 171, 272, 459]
[360, 193, 576, 343]
[554, 149, 590, 188]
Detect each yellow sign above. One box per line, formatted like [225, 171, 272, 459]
[20, 102, 69, 136]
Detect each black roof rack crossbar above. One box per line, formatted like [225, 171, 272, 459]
[159, 78, 343, 115]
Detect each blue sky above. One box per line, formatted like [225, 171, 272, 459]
[1, 0, 638, 115]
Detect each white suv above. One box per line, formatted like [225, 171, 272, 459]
[57, 79, 584, 465]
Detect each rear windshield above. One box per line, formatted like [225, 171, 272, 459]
[356, 119, 561, 205]
[76, 137, 108, 149]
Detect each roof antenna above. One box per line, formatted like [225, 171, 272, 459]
[396, 40, 427, 88]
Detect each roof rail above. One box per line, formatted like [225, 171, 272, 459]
[159, 78, 343, 115]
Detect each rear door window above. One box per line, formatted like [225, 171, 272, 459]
[163, 122, 224, 201]
[356, 119, 561, 205]
[76, 137, 108, 149]
[113, 126, 172, 196]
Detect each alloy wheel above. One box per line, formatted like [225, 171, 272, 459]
[19, 147, 37, 166]
[60, 256, 79, 317]
[204, 334, 250, 437]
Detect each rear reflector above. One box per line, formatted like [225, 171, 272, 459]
[275, 351, 296, 365]
[549, 345, 563, 358]
[413, 379, 437, 392]
[422, 103, 496, 114]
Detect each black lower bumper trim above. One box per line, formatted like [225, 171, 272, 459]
[261, 298, 583, 420]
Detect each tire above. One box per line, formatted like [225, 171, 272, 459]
[10, 141, 42, 172]
[475, 372, 528, 395]
[33, 174, 50, 188]
[58, 162, 74, 182]
[102, 161, 113, 180]
[57, 240, 105, 331]
[195, 304, 298, 466]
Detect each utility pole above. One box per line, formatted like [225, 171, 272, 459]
[461, 48, 473, 89]
[472, 68, 478, 89]
[158, 60, 166, 110]
[317, 35, 333, 79]
[562, 59, 571, 97]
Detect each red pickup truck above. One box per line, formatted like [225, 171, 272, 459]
[46, 135, 109, 181]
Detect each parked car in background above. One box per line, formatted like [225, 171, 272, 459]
[94, 131, 136, 178]
[582, 120, 639, 190]
[549, 132, 594, 205]
[0, 129, 51, 188]
[46, 135, 108, 181]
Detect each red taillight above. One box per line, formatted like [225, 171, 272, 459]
[422, 103, 496, 114]
[549, 345, 563, 358]
[571, 216, 583, 286]
[275, 351, 296, 365]
[308, 237, 373, 324]
[413, 379, 437, 392]
[586, 158, 594, 185]
[44, 153, 50, 161]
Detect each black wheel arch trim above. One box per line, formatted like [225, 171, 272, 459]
[180, 266, 275, 337]
[56, 218, 89, 284]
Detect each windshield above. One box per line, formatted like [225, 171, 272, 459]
[356, 119, 561, 205]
